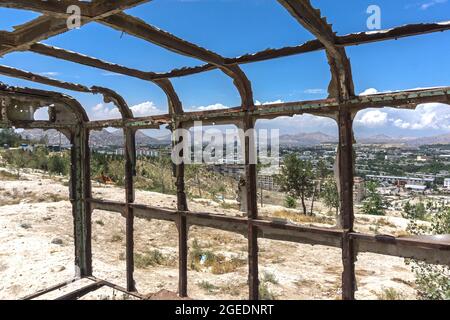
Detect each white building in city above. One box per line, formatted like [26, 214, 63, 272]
[444, 178, 450, 189]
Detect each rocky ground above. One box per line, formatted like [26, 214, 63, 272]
[0, 168, 418, 300]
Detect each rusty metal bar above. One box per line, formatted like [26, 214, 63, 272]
[87, 198, 450, 265]
[242, 115, 259, 300]
[54, 280, 105, 300]
[70, 127, 92, 277]
[86, 276, 147, 299]
[21, 278, 78, 300]
[80, 86, 450, 131]
[0, 1, 149, 56]
[124, 128, 136, 292]
[337, 109, 356, 300]
[173, 122, 189, 297]
[26, 20, 450, 81]
[0, 65, 91, 93]
[98, 12, 254, 108]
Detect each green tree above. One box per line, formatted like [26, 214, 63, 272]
[3, 149, 31, 177]
[310, 159, 329, 215]
[402, 201, 426, 220]
[0, 129, 23, 147]
[48, 155, 68, 176]
[321, 179, 340, 216]
[276, 154, 314, 215]
[406, 206, 450, 300]
[362, 181, 385, 216]
[284, 195, 296, 209]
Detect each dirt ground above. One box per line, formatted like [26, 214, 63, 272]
[0, 168, 418, 300]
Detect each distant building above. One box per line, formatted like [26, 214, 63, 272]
[258, 166, 280, 191]
[20, 143, 35, 152]
[366, 174, 434, 186]
[416, 155, 430, 162]
[405, 184, 427, 193]
[444, 178, 450, 190]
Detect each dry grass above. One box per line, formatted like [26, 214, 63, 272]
[271, 210, 334, 225]
[377, 218, 397, 228]
[0, 187, 67, 206]
[110, 233, 123, 243]
[259, 282, 276, 300]
[376, 287, 406, 300]
[0, 170, 20, 180]
[134, 249, 175, 269]
[197, 281, 219, 294]
[261, 271, 279, 285]
[189, 239, 246, 274]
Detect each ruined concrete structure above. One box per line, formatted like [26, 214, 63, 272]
[0, 1, 449, 300]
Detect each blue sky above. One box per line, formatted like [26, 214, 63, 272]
[1, 0, 450, 137]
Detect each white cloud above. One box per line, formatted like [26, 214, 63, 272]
[130, 101, 160, 116]
[355, 110, 388, 127]
[391, 103, 450, 130]
[359, 88, 379, 96]
[101, 72, 124, 77]
[39, 72, 60, 77]
[91, 103, 120, 120]
[420, 0, 447, 10]
[91, 101, 162, 120]
[303, 89, 326, 94]
[192, 103, 228, 111]
[255, 99, 283, 105]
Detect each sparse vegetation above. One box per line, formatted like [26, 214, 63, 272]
[0, 170, 20, 180]
[271, 209, 333, 225]
[276, 154, 314, 215]
[376, 287, 405, 300]
[262, 271, 279, 285]
[362, 181, 386, 216]
[134, 249, 173, 269]
[189, 239, 246, 274]
[197, 281, 219, 293]
[321, 179, 339, 216]
[406, 207, 450, 300]
[110, 233, 123, 243]
[259, 282, 276, 300]
[402, 201, 426, 221]
[284, 195, 296, 208]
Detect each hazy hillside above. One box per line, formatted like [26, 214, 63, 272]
[19, 129, 166, 147]
[279, 132, 338, 146]
[18, 129, 450, 147]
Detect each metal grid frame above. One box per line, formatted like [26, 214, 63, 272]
[0, 0, 449, 300]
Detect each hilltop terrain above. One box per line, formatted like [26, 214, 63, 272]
[0, 168, 420, 300]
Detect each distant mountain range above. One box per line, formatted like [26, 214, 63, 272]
[279, 132, 338, 146]
[19, 129, 169, 147]
[19, 129, 450, 148]
[279, 131, 450, 146]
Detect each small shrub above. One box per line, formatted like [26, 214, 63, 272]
[259, 282, 276, 300]
[262, 271, 279, 285]
[376, 287, 405, 300]
[95, 220, 105, 226]
[220, 202, 239, 210]
[110, 233, 123, 242]
[406, 207, 450, 300]
[284, 195, 296, 209]
[198, 281, 218, 293]
[134, 249, 169, 269]
[272, 210, 333, 225]
[20, 223, 32, 229]
[0, 170, 19, 180]
[189, 238, 246, 274]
